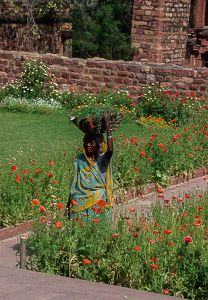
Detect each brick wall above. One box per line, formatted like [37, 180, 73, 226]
[0, 50, 208, 95]
[132, 0, 191, 64]
[0, 0, 72, 55]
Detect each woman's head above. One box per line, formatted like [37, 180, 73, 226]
[83, 133, 100, 157]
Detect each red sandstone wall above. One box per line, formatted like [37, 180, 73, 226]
[132, 0, 191, 64]
[0, 50, 208, 95]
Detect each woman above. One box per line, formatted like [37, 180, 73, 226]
[69, 112, 113, 219]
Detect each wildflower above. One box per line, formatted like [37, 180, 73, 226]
[30, 159, 35, 165]
[140, 150, 146, 157]
[39, 205, 46, 213]
[134, 167, 139, 172]
[47, 172, 53, 178]
[23, 169, 29, 175]
[184, 236, 193, 244]
[92, 207, 101, 213]
[112, 233, 119, 238]
[11, 165, 17, 172]
[57, 203, 64, 210]
[15, 174, 21, 183]
[132, 246, 142, 251]
[127, 221, 132, 226]
[151, 257, 158, 262]
[128, 207, 136, 213]
[150, 264, 158, 269]
[49, 160, 54, 165]
[163, 289, 170, 295]
[83, 258, 92, 265]
[164, 229, 172, 235]
[147, 157, 153, 161]
[55, 221, 63, 229]
[97, 199, 107, 208]
[149, 239, 155, 244]
[132, 232, 139, 237]
[71, 199, 78, 206]
[177, 197, 183, 203]
[35, 168, 42, 174]
[184, 193, 190, 199]
[31, 199, 40, 205]
[92, 218, 100, 224]
[158, 143, 167, 152]
[198, 206, 203, 212]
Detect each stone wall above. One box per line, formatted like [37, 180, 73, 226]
[132, 0, 191, 64]
[1, 49, 208, 95]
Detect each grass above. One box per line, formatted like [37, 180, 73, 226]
[0, 111, 138, 167]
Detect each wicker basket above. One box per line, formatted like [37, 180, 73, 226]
[70, 112, 123, 134]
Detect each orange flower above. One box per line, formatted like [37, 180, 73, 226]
[128, 207, 136, 213]
[57, 203, 64, 210]
[71, 199, 78, 206]
[150, 264, 158, 269]
[112, 233, 119, 238]
[39, 205, 46, 213]
[11, 165, 17, 172]
[55, 221, 63, 229]
[92, 218, 100, 224]
[31, 199, 40, 205]
[82, 258, 92, 265]
[132, 246, 142, 251]
[97, 199, 107, 208]
[15, 174, 21, 183]
[163, 289, 170, 295]
[164, 229, 172, 235]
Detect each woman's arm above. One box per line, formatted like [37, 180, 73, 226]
[104, 112, 113, 160]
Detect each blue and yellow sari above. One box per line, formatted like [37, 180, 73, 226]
[70, 149, 113, 216]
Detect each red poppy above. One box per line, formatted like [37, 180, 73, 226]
[132, 246, 142, 251]
[15, 174, 21, 183]
[35, 168, 42, 174]
[151, 257, 158, 262]
[11, 165, 17, 172]
[39, 205, 46, 213]
[57, 203, 64, 210]
[92, 218, 100, 224]
[128, 207, 136, 213]
[140, 150, 146, 157]
[49, 160, 54, 165]
[30, 159, 35, 165]
[112, 233, 119, 238]
[55, 221, 63, 229]
[71, 199, 78, 206]
[97, 200, 107, 208]
[158, 143, 167, 152]
[164, 199, 171, 203]
[134, 167, 139, 173]
[127, 221, 132, 226]
[47, 172, 53, 178]
[132, 232, 139, 237]
[184, 236, 193, 244]
[83, 258, 92, 265]
[150, 264, 158, 269]
[149, 239, 156, 244]
[147, 157, 153, 161]
[177, 197, 183, 203]
[31, 199, 40, 205]
[23, 169, 29, 175]
[198, 206, 203, 212]
[163, 289, 170, 295]
[92, 207, 101, 214]
[164, 229, 172, 235]
[184, 194, 190, 199]
[131, 137, 138, 145]
[52, 180, 58, 185]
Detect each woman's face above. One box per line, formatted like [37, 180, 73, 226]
[84, 139, 98, 156]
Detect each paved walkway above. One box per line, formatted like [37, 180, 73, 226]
[0, 237, 179, 300]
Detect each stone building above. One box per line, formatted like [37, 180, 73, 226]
[132, 0, 208, 67]
[0, 0, 72, 56]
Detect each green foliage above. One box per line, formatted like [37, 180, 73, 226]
[27, 194, 208, 299]
[72, 0, 134, 60]
[137, 83, 207, 126]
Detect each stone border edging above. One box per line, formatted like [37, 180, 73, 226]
[0, 221, 33, 241]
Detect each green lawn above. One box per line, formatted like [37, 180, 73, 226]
[0, 111, 138, 167]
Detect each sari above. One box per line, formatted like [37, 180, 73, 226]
[70, 149, 113, 215]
